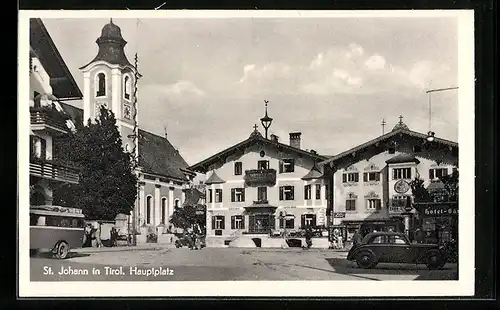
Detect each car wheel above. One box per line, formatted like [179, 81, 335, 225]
[54, 241, 69, 259]
[356, 251, 376, 269]
[426, 252, 443, 270]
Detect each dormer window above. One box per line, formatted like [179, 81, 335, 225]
[124, 76, 131, 100]
[96, 73, 106, 97]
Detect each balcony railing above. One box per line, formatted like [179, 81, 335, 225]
[30, 158, 80, 184]
[244, 169, 277, 187]
[30, 107, 68, 133]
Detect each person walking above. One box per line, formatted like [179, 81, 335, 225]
[304, 226, 313, 249]
[352, 229, 363, 249]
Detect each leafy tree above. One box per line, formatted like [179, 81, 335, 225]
[440, 170, 459, 202]
[53, 106, 137, 220]
[170, 205, 206, 231]
[409, 177, 432, 202]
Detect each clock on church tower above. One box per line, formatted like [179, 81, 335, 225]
[79, 19, 142, 152]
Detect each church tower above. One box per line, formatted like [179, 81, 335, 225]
[79, 19, 140, 152]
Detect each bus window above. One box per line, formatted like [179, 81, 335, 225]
[60, 218, 70, 227]
[37, 216, 46, 226]
[30, 214, 38, 226]
[71, 219, 79, 228]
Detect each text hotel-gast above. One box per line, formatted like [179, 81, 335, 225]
[190, 113, 458, 242]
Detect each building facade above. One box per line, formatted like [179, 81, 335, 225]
[320, 117, 459, 241]
[29, 18, 83, 207]
[189, 125, 330, 241]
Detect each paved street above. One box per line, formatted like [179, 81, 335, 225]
[30, 247, 458, 281]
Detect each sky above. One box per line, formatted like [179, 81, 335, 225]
[43, 16, 459, 165]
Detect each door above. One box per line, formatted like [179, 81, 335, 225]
[385, 234, 412, 263]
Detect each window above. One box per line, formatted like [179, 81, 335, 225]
[346, 199, 356, 211]
[325, 184, 330, 201]
[207, 189, 213, 203]
[279, 186, 295, 201]
[363, 172, 380, 182]
[366, 199, 381, 210]
[304, 185, 312, 200]
[33, 91, 40, 107]
[231, 188, 245, 202]
[124, 76, 131, 100]
[279, 159, 295, 173]
[371, 235, 385, 244]
[429, 168, 448, 180]
[388, 235, 407, 244]
[342, 172, 359, 183]
[316, 185, 321, 200]
[258, 160, 269, 170]
[279, 217, 295, 229]
[257, 187, 267, 201]
[161, 198, 167, 224]
[212, 215, 225, 229]
[174, 199, 179, 208]
[215, 189, 222, 203]
[301, 214, 316, 228]
[234, 162, 243, 175]
[96, 73, 106, 97]
[231, 215, 245, 229]
[123, 105, 131, 119]
[393, 168, 412, 180]
[452, 167, 458, 174]
[146, 196, 152, 224]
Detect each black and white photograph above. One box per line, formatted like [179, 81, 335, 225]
[18, 10, 475, 297]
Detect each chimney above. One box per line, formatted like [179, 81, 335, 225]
[289, 132, 302, 149]
[270, 134, 279, 142]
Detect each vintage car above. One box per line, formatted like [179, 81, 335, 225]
[347, 232, 447, 270]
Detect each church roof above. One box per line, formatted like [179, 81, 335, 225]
[30, 18, 83, 99]
[57, 103, 192, 182]
[385, 154, 421, 165]
[79, 19, 134, 70]
[301, 165, 324, 180]
[204, 171, 226, 185]
[188, 129, 328, 173]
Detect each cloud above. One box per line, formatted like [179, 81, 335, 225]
[236, 43, 454, 96]
[161, 80, 206, 97]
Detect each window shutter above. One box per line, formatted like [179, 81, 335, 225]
[354, 173, 359, 182]
[270, 215, 275, 229]
[363, 173, 368, 182]
[408, 168, 412, 179]
[301, 215, 305, 229]
[312, 214, 317, 227]
[40, 138, 47, 160]
[241, 216, 245, 229]
[393, 169, 397, 180]
[342, 174, 347, 183]
[290, 186, 295, 200]
[376, 172, 380, 181]
[219, 189, 223, 203]
[429, 169, 434, 179]
[220, 216, 225, 229]
[376, 199, 382, 210]
[443, 169, 448, 176]
[231, 216, 235, 229]
[304, 186, 307, 199]
[290, 159, 295, 172]
[241, 188, 245, 202]
[279, 187, 284, 200]
[231, 189, 235, 202]
[279, 161, 284, 173]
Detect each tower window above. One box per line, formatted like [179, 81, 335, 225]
[96, 73, 106, 97]
[124, 76, 131, 100]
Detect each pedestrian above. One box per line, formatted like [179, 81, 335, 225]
[337, 234, 344, 249]
[414, 228, 424, 244]
[304, 226, 313, 249]
[82, 223, 92, 247]
[352, 229, 363, 249]
[92, 221, 104, 248]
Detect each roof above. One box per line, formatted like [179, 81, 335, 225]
[319, 127, 458, 167]
[30, 18, 83, 100]
[189, 130, 329, 173]
[386, 154, 421, 165]
[301, 165, 324, 180]
[205, 171, 226, 185]
[138, 129, 192, 181]
[56, 103, 192, 181]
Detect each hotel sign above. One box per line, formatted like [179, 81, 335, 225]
[423, 205, 458, 216]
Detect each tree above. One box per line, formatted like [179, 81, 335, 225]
[53, 106, 137, 220]
[409, 177, 432, 202]
[440, 170, 459, 202]
[169, 205, 198, 230]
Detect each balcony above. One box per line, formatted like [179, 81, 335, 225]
[30, 158, 80, 184]
[30, 107, 69, 133]
[244, 169, 277, 187]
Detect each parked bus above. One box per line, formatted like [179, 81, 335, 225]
[30, 205, 85, 259]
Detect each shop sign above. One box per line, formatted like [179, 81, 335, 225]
[423, 206, 458, 216]
[333, 212, 346, 218]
